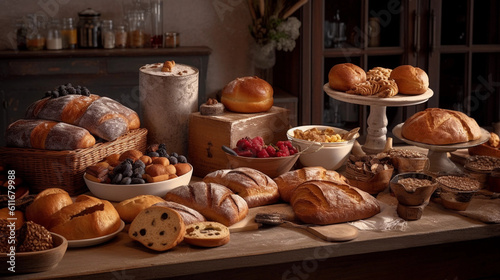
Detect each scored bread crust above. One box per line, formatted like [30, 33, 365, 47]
[203, 167, 280, 208]
[25, 188, 73, 229]
[48, 195, 122, 240]
[274, 166, 350, 203]
[290, 180, 380, 225]
[164, 182, 248, 226]
[402, 108, 482, 145]
[129, 206, 185, 251]
[184, 221, 230, 247]
[153, 201, 206, 225]
[221, 76, 273, 113]
[115, 195, 165, 223]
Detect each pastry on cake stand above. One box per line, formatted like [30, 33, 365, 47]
[324, 84, 434, 154]
[392, 123, 490, 174]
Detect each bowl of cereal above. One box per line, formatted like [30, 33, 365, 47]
[287, 125, 358, 170]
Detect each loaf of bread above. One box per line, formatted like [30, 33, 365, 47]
[164, 182, 248, 226]
[290, 180, 380, 225]
[49, 195, 122, 240]
[328, 63, 367, 92]
[25, 94, 140, 141]
[153, 201, 206, 225]
[184, 221, 230, 247]
[274, 166, 350, 202]
[6, 119, 96, 150]
[389, 65, 429, 95]
[221, 76, 273, 113]
[115, 195, 165, 223]
[203, 167, 279, 208]
[25, 188, 73, 229]
[129, 205, 185, 251]
[402, 108, 482, 145]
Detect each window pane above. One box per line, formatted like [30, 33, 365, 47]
[324, 1, 361, 48]
[441, 0, 467, 45]
[439, 53, 466, 111]
[473, 0, 500, 44]
[368, 0, 402, 47]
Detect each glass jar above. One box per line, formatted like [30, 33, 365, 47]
[61, 17, 77, 49]
[46, 19, 62, 50]
[101, 20, 115, 49]
[127, 10, 146, 48]
[164, 32, 179, 48]
[114, 25, 127, 48]
[15, 18, 28, 50]
[149, 0, 163, 48]
[77, 8, 101, 48]
[26, 14, 45, 51]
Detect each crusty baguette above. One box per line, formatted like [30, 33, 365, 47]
[25, 188, 73, 229]
[164, 182, 248, 226]
[290, 180, 380, 225]
[48, 195, 122, 240]
[203, 167, 280, 208]
[115, 195, 165, 223]
[274, 166, 350, 203]
[153, 201, 206, 225]
[25, 94, 140, 141]
[6, 119, 96, 150]
[129, 205, 185, 251]
[184, 221, 230, 247]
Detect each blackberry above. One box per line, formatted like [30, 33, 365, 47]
[120, 177, 132, 185]
[171, 152, 179, 158]
[51, 91, 59, 98]
[111, 173, 123, 184]
[157, 148, 168, 157]
[67, 87, 76, 95]
[168, 156, 178, 165]
[178, 155, 187, 163]
[131, 178, 145, 184]
[158, 143, 167, 150]
[148, 152, 159, 158]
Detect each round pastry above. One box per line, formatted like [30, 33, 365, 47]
[184, 221, 230, 247]
[328, 63, 367, 92]
[402, 108, 482, 145]
[25, 188, 73, 229]
[115, 195, 165, 223]
[389, 65, 429, 95]
[200, 98, 225, 115]
[221, 76, 273, 113]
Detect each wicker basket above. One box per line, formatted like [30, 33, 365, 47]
[0, 128, 147, 196]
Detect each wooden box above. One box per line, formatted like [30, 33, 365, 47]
[188, 106, 290, 177]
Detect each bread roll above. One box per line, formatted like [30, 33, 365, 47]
[184, 221, 230, 247]
[328, 63, 366, 91]
[129, 206, 185, 252]
[402, 108, 482, 145]
[153, 201, 206, 225]
[290, 180, 380, 225]
[115, 195, 165, 223]
[389, 65, 429, 95]
[6, 119, 96, 150]
[221, 76, 273, 113]
[203, 167, 279, 208]
[25, 188, 73, 229]
[274, 166, 350, 202]
[164, 182, 248, 226]
[49, 195, 122, 240]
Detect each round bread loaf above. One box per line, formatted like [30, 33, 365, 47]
[25, 188, 73, 229]
[221, 76, 273, 113]
[402, 108, 482, 145]
[115, 195, 165, 223]
[328, 63, 366, 91]
[389, 65, 429, 95]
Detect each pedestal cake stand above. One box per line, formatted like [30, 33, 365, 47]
[323, 84, 434, 154]
[392, 123, 490, 174]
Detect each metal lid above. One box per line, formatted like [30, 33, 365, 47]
[78, 8, 101, 17]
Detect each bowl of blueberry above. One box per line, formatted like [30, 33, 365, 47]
[223, 136, 300, 178]
[84, 143, 193, 202]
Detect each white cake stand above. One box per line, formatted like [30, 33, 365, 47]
[392, 123, 490, 174]
[323, 84, 434, 154]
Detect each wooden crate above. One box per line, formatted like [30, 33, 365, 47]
[188, 106, 290, 177]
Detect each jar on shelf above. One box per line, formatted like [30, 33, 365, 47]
[101, 19, 115, 49]
[164, 32, 180, 48]
[114, 25, 127, 48]
[77, 8, 101, 48]
[127, 10, 146, 48]
[26, 14, 45, 51]
[61, 17, 77, 49]
[15, 18, 28, 50]
[46, 19, 62, 50]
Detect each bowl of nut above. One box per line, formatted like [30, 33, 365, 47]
[223, 136, 300, 178]
[84, 144, 193, 202]
[435, 174, 481, 211]
[287, 125, 359, 170]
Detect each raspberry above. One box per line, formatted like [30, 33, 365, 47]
[236, 137, 252, 150]
[235, 149, 253, 157]
[266, 145, 277, 157]
[251, 136, 265, 148]
[257, 149, 270, 158]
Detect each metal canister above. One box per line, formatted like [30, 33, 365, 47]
[77, 8, 101, 48]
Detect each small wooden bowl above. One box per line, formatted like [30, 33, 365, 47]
[390, 173, 438, 206]
[345, 167, 394, 195]
[224, 153, 299, 178]
[0, 232, 68, 274]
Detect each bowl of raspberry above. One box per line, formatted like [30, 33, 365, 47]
[223, 136, 300, 178]
[287, 125, 358, 170]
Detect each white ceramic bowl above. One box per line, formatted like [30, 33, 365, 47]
[84, 164, 193, 202]
[287, 125, 357, 170]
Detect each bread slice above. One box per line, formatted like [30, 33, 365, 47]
[129, 206, 185, 251]
[184, 221, 230, 247]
